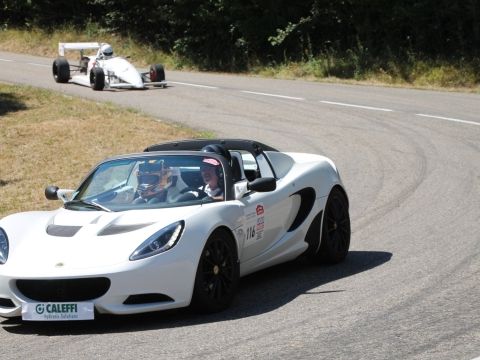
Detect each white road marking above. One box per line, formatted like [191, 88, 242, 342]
[168, 81, 218, 89]
[2, 56, 479, 131]
[241, 90, 304, 101]
[416, 113, 479, 127]
[27, 62, 50, 67]
[320, 100, 393, 112]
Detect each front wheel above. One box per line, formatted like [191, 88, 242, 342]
[191, 228, 239, 313]
[149, 64, 165, 86]
[90, 67, 105, 91]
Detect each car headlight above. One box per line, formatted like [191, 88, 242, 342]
[0, 228, 9, 265]
[129, 221, 184, 261]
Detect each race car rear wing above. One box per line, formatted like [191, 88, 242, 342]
[58, 42, 101, 56]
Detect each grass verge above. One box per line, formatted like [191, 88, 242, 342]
[0, 27, 179, 69]
[0, 82, 202, 218]
[253, 57, 480, 92]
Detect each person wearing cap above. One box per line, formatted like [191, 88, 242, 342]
[199, 158, 224, 201]
[198, 144, 230, 201]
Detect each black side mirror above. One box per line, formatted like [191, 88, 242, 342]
[247, 177, 276, 192]
[45, 185, 59, 200]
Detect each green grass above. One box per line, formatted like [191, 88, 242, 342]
[253, 57, 480, 91]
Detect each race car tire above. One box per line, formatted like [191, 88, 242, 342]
[149, 64, 165, 86]
[90, 67, 105, 91]
[191, 228, 239, 313]
[315, 187, 350, 264]
[52, 57, 70, 83]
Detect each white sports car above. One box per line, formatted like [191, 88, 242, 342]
[52, 42, 166, 90]
[0, 139, 350, 321]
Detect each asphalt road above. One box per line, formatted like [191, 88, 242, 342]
[0, 51, 479, 360]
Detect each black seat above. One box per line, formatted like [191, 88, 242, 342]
[230, 151, 245, 182]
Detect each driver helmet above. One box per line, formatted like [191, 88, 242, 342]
[100, 43, 113, 59]
[136, 160, 173, 198]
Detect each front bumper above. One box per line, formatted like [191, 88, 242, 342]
[0, 253, 196, 318]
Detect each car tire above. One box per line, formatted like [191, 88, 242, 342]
[313, 187, 350, 264]
[149, 64, 165, 85]
[191, 228, 239, 313]
[90, 67, 105, 91]
[52, 57, 70, 83]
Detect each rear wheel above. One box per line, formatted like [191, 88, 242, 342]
[313, 187, 350, 264]
[191, 228, 239, 313]
[52, 57, 70, 83]
[90, 67, 105, 91]
[149, 64, 165, 86]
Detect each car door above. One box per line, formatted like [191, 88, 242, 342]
[236, 152, 301, 262]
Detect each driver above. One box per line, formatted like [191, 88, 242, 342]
[98, 43, 114, 59]
[134, 160, 173, 204]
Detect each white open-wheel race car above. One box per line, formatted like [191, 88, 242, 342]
[52, 42, 166, 90]
[0, 139, 350, 321]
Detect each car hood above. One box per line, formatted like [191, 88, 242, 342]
[102, 57, 143, 86]
[1, 206, 200, 276]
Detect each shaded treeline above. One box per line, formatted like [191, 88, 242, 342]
[2, 0, 479, 71]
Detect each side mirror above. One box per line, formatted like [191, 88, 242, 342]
[247, 177, 276, 192]
[45, 186, 75, 202]
[45, 185, 59, 200]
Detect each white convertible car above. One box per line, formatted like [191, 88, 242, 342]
[52, 42, 166, 90]
[0, 139, 350, 321]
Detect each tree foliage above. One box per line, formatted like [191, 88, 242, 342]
[2, 0, 479, 71]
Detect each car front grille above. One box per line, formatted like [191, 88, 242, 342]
[16, 278, 110, 302]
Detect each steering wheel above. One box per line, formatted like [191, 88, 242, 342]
[179, 187, 208, 199]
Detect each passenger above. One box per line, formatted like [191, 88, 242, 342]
[199, 158, 224, 201]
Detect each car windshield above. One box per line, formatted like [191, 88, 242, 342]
[66, 154, 226, 211]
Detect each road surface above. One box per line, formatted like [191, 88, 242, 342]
[0, 51, 479, 360]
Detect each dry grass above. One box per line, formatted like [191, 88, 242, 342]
[0, 28, 177, 69]
[0, 83, 201, 218]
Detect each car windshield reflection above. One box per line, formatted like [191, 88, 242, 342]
[67, 155, 226, 211]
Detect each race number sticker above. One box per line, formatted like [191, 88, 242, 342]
[244, 203, 265, 245]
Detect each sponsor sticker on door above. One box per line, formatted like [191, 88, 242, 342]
[244, 203, 265, 245]
[22, 302, 94, 321]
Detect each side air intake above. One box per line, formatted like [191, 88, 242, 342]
[287, 187, 316, 232]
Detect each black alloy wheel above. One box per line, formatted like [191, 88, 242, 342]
[192, 228, 239, 313]
[317, 187, 351, 264]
